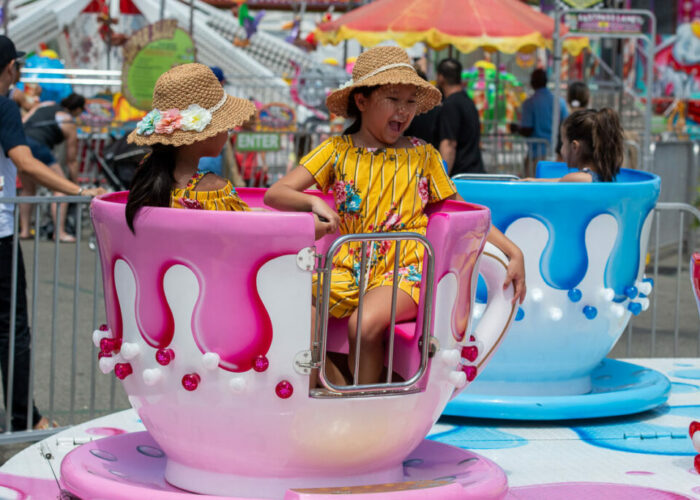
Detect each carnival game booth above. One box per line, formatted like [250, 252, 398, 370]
[445, 163, 670, 421]
[60, 189, 516, 499]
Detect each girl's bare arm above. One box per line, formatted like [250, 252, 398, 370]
[264, 166, 340, 236]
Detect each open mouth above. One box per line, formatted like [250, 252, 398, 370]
[388, 120, 403, 133]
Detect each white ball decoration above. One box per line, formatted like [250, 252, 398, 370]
[99, 357, 116, 374]
[599, 288, 615, 302]
[637, 281, 653, 296]
[549, 307, 563, 321]
[229, 377, 246, 393]
[530, 288, 543, 302]
[449, 371, 467, 388]
[120, 342, 141, 360]
[610, 304, 626, 319]
[440, 349, 461, 367]
[202, 352, 221, 371]
[143, 368, 163, 386]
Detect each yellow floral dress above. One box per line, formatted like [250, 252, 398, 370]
[301, 135, 457, 319]
[170, 172, 249, 211]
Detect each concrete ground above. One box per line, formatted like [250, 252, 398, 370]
[0, 232, 698, 465]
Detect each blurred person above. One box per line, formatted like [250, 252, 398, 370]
[198, 66, 246, 187]
[0, 35, 104, 431]
[19, 93, 86, 241]
[567, 81, 590, 112]
[518, 68, 568, 172]
[404, 66, 440, 147]
[523, 108, 623, 183]
[434, 58, 485, 175]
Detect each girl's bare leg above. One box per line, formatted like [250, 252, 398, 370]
[47, 163, 75, 242]
[347, 286, 417, 385]
[309, 304, 346, 388]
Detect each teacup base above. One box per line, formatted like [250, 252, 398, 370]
[61, 430, 508, 499]
[444, 359, 670, 421]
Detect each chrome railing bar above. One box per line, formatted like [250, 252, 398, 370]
[315, 232, 434, 395]
[451, 173, 521, 182]
[48, 204, 61, 424]
[69, 207, 82, 425]
[352, 241, 368, 386]
[6, 208, 20, 433]
[90, 240, 100, 419]
[26, 204, 40, 430]
[673, 211, 684, 357]
[651, 210, 660, 356]
[386, 240, 401, 384]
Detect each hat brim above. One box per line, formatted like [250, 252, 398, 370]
[127, 95, 256, 147]
[326, 68, 441, 118]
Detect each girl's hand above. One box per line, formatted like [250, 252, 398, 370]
[313, 214, 335, 240]
[82, 187, 107, 197]
[310, 197, 340, 235]
[505, 249, 526, 304]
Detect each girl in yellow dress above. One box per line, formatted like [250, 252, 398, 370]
[265, 47, 526, 385]
[125, 63, 256, 231]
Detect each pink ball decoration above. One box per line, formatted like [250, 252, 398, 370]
[275, 380, 293, 399]
[182, 373, 201, 391]
[462, 345, 479, 363]
[99, 324, 109, 331]
[114, 363, 133, 380]
[155, 348, 175, 366]
[97, 351, 112, 360]
[253, 354, 269, 372]
[469, 335, 476, 342]
[463, 365, 477, 382]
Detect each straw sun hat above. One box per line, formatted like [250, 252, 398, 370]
[128, 63, 256, 147]
[326, 46, 441, 118]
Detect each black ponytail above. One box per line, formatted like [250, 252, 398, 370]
[342, 86, 379, 135]
[125, 146, 176, 232]
[562, 107, 623, 182]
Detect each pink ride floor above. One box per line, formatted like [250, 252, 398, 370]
[0, 358, 698, 499]
[59, 432, 507, 499]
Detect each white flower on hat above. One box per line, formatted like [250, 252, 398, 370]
[180, 104, 213, 132]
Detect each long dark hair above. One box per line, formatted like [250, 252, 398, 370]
[343, 86, 379, 135]
[60, 93, 86, 112]
[125, 146, 176, 232]
[562, 108, 623, 182]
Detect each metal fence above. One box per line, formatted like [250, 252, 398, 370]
[0, 197, 122, 444]
[0, 194, 697, 444]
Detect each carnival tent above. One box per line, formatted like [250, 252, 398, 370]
[316, 0, 587, 55]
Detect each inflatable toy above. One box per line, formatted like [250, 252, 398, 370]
[445, 163, 671, 420]
[62, 189, 517, 498]
[20, 53, 73, 103]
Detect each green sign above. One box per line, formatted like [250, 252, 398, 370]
[237, 133, 281, 152]
[122, 20, 195, 110]
[561, 0, 603, 7]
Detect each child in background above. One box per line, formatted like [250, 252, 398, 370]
[125, 63, 256, 231]
[526, 108, 623, 183]
[265, 47, 526, 385]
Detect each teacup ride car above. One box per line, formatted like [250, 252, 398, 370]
[692, 252, 700, 318]
[60, 188, 517, 499]
[445, 163, 671, 420]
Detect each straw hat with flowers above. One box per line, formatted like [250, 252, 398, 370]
[326, 46, 441, 118]
[128, 63, 256, 147]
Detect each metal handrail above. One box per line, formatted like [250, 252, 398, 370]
[452, 173, 521, 182]
[314, 232, 435, 396]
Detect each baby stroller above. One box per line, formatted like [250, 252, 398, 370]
[93, 134, 148, 190]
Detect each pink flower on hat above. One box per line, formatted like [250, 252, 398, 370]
[155, 109, 182, 135]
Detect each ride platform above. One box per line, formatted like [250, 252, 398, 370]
[0, 358, 697, 499]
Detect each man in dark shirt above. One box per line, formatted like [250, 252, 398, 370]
[435, 58, 484, 175]
[404, 67, 440, 147]
[0, 35, 103, 431]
